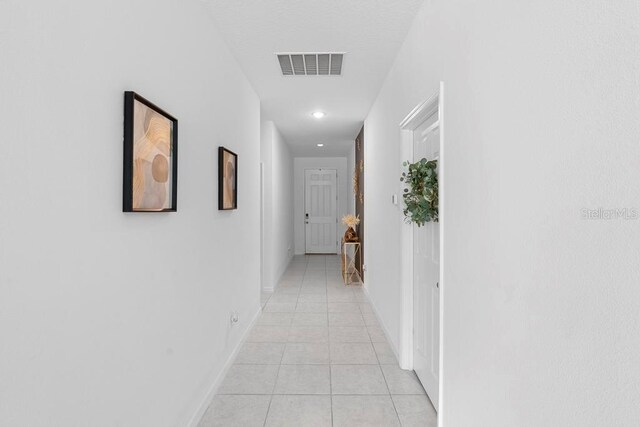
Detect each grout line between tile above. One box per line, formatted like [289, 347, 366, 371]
[325, 265, 335, 426]
[375, 339, 404, 426]
[262, 325, 289, 427]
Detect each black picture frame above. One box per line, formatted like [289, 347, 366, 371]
[123, 91, 178, 212]
[218, 147, 238, 210]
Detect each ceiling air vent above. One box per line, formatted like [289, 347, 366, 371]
[276, 53, 345, 76]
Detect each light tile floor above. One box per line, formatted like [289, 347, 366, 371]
[199, 255, 437, 427]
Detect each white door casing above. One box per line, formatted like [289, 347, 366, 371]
[260, 162, 265, 290]
[398, 82, 445, 424]
[304, 169, 337, 253]
[412, 116, 440, 408]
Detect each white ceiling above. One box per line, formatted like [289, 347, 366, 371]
[203, 0, 425, 156]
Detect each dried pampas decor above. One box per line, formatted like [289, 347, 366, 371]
[342, 214, 360, 242]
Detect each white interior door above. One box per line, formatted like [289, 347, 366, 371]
[413, 116, 440, 408]
[305, 169, 337, 254]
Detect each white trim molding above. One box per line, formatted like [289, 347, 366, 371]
[398, 82, 445, 423]
[399, 95, 440, 130]
[186, 305, 262, 427]
[262, 255, 294, 293]
[362, 285, 402, 365]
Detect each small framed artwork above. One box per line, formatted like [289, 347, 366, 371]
[123, 91, 178, 212]
[218, 147, 238, 210]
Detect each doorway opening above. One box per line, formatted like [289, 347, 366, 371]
[260, 161, 265, 290]
[398, 83, 445, 414]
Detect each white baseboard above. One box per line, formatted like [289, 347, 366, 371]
[186, 305, 262, 427]
[262, 253, 294, 294]
[362, 285, 402, 366]
[263, 253, 294, 294]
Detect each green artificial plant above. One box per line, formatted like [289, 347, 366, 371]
[400, 158, 439, 226]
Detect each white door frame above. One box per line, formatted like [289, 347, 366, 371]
[260, 161, 265, 291]
[304, 168, 338, 254]
[398, 82, 445, 419]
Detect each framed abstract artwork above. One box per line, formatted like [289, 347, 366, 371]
[123, 91, 178, 212]
[218, 147, 237, 210]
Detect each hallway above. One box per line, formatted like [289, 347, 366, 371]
[198, 255, 436, 426]
[3, 0, 640, 425]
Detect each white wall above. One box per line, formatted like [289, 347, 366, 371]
[260, 120, 274, 290]
[293, 157, 349, 254]
[0, 1, 261, 426]
[364, 0, 640, 425]
[261, 120, 294, 291]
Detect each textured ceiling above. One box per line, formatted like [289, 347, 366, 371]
[203, 0, 425, 156]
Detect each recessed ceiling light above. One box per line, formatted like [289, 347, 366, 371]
[317, 143, 324, 147]
[311, 111, 325, 119]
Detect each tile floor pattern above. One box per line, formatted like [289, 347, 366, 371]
[199, 255, 437, 427]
